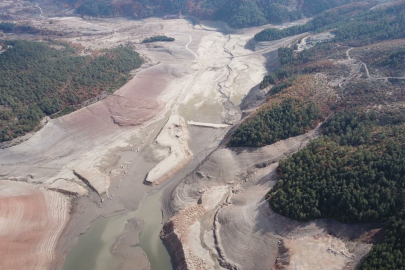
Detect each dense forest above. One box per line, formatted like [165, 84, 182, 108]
[228, 99, 322, 147]
[270, 110, 405, 222]
[361, 215, 405, 269]
[267, 110, 405, 268]
[141, 35, 175, 43]
[383, 48, 405, 68]
[259, 41, 333, 91]
[59, 0, 359, 28]
[255, 1, 405, 45]
[76, 0, 113, 17]
[0, 22, 41, 34]
[0, 40, 143, 142]
[0, 22, 15, 32]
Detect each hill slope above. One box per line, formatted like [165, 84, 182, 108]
[0, 40, 143, 143]
[229, 1, 405, 268]
[58, 0, 361, 28]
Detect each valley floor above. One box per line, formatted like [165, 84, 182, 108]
[0, 8, 387, 270]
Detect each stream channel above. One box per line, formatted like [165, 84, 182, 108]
[62, 190, 173, 270]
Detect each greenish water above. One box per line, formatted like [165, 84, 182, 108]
[134, 192, 173, 270]
[62, 191, 173, 270]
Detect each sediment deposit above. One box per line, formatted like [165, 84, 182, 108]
[0, 181, 70, 270]
[146, 115, 192, 185]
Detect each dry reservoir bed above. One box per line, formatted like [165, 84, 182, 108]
[0, 16, 281, 270]
[0, 13, 374, 270]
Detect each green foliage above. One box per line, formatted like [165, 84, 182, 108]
[269, 77, 296, 95]
[228, 0, 266, 28]
[270, 110, 405, 222]
[0, 40, 143, 142]
[0, 22, 15, 32]
[361, 215, 405, 270]
[77, 0, 112, 17]
[204, 0, 303, 28]
[254, 3, 361, 41]
[0, 22, 39, 34]
[228, 99, 321, 147]
[63, 0, 354, 28]
[255, 2, 405, 44]
[382, 47, 405, 67]
[259, 71, 296, 95]
[259, 43, 328, 89]
[260, 73, 277, 89]
[141, 35, 175, 43]
[268, 110, 405, 268]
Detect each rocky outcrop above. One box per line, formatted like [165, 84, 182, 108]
[161, 185, 231, 270]
[160, 220, 187, 270]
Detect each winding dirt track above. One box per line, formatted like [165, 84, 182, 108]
[166, 32, 200, 61]
[346, 47, 405, 80]
[35, 4, 44, 18]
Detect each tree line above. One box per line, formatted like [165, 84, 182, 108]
[61, 0, 357, 29]
[267, 110, 405, 269]
[228, 99, 322, 147]
[254, 1, 405, 46]
[141, 35, 175, 43]
[0, 40, 143, 142]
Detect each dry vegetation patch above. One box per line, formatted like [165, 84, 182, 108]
[350, 39, 405, 78]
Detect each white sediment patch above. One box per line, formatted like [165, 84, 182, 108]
[145, 114, 192, 185]
[287, 235, 355, 270]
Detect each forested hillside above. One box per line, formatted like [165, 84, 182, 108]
[226, 1, 405, 268]
[0, 40, 143, 143]
[0, 22, 55, 35]
[58, 0, 360, 28]
[255, 1, 405, 44]
[268, 110, 405, 269]
[270, 110, 405, 222]
[229, 43, 337, 148]
[228, 99, 322, 147]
